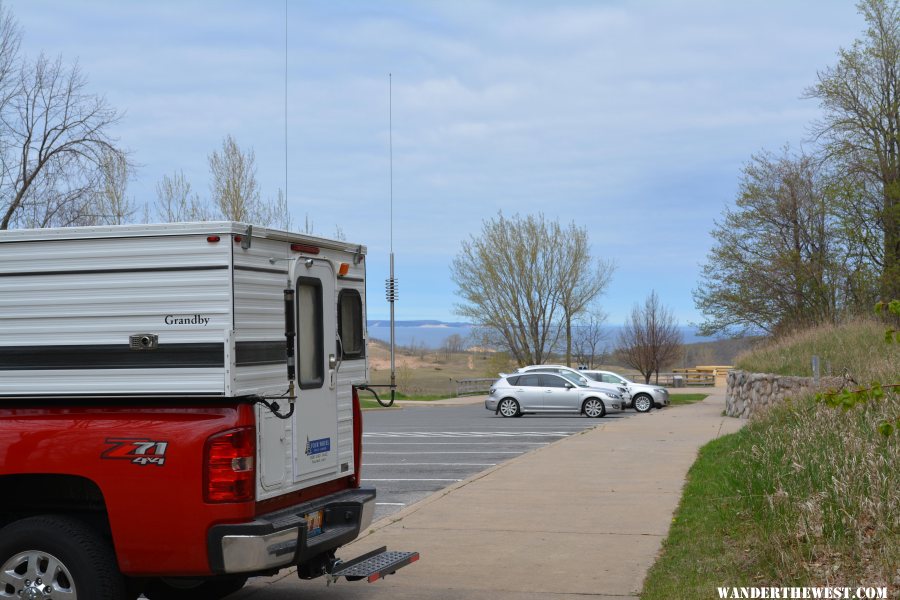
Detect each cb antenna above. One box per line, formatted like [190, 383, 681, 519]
[386, 73, 398, 403]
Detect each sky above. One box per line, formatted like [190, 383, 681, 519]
[8, 1, 864, 328]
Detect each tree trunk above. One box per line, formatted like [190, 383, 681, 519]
[564, 311, 572, 367]
[883, 184, 900, 300]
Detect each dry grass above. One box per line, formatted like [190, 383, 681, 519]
[734, 318, 899, 383]
[736, 396, 899, 588]
[732, 319, 899, 589]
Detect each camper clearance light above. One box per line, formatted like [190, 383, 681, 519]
[290, 243, 320, 254]
[338, 263, 350, 276]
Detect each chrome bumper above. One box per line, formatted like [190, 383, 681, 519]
[209, 487, 376, 575]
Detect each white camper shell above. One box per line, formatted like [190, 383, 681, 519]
[0, 222, 369, 497]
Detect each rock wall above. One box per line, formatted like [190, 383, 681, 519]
[725, 370, 844, 419]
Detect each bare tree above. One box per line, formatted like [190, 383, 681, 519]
[572, 309, 609, 369]
[618, 291, 682, 384]
[0, 52, 127, 229]
[155, 170, 211, 222]
[558, 228, 615, 366]
[91, 149, 136, 225]
[441, 333, 465, 360]
[452, 212, 570, 366]
[208, 134, 261, 222]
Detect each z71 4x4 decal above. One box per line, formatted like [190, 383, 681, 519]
[101, 438, 169, 466]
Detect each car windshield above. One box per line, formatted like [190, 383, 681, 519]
[559, 372, 585, 386]
[584, 373, 601, 382]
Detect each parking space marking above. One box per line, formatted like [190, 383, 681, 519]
[365, 431, 572, 438]
[362, 478, 463, 482]
[365, 441, 548, 445]
[366, 463, 497, 466]
[366, 451, 525, 455]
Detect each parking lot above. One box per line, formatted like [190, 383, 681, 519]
[363, 403, 634, 521]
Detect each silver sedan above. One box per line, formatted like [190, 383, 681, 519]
[485, 372, 625, 417]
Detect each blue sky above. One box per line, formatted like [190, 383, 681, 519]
[9, 1, 863, 327]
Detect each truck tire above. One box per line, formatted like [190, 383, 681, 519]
[144, 576, 248, 600]
[0, 515, 126, 600]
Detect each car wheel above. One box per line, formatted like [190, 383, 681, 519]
[144, 576, 248, 600]
[633, 394, 653, 413]
[498, 398, 520, 417]
[0, 515, 126, 600]
[582, 398, 605, 418]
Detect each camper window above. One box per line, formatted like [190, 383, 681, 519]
[338, 289, 364, 359]
[296, 278, 324, 388]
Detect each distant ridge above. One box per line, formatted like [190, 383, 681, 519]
[367, 320, 471, 328]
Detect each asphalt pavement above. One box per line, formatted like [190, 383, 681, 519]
[235, 389, 743, 600]
[362, 402, 629, 520]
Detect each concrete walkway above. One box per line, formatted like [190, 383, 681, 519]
[235, 391, 743, 600]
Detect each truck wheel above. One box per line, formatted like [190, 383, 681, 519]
[633, 394, 653, 413]
[0, 515, 125, 600]
[144, 576, 248, 600]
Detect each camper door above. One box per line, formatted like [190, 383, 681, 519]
[291, 258, 340, 485]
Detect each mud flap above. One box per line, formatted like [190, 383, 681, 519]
[327, 546, 419, 584]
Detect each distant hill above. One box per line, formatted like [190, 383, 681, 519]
[366, 319, 757, 365]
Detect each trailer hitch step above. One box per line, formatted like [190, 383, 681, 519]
[329, 546, 419, 583]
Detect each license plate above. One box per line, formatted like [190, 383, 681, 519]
[305, 510, 324, 538]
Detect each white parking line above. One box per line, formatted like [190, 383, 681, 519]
[365, 442, 548, 445]
[365, 463, 497, 466]
[365, 431, 571, 437]
[366, 451, 523, 455]
[362, 478, 463, 482]
[375, 502, 406, 506]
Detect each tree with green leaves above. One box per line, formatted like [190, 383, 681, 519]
[694, 148, 860, 336]
[806, 0, 900, 300]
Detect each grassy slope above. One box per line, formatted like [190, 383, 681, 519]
[643, 320, 899, 597]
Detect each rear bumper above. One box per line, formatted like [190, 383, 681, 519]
[208, 487, 376, 575]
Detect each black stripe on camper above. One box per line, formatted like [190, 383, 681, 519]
[0, 344, 224, 370]
[0, 265, 228, 278]
[235, 341, 287, 366]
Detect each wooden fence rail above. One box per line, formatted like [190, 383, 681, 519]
[455, 378, 496, 396]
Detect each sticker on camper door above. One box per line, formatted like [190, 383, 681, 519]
[305, 437, 331, 463]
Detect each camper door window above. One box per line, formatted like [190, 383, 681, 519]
[296, 278, 324, 389]
[338, 289, 364, 359]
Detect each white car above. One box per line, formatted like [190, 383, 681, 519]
[580, 370, 670, 413]
[516, 365, 632, 405]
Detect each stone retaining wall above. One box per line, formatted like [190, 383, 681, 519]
[725, 370, 844, 418]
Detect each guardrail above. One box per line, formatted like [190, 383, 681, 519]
[455, 378, 496, 396]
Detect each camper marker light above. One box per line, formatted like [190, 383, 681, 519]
[338, 262, 350, 276]
[207, 235, 221, 243]
[234, 235, 242, 243]
[291, 243, 320, 254]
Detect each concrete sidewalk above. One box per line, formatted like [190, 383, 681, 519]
[235, 391, 744, 600]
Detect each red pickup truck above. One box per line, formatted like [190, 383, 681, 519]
[0, 223, 416, 600]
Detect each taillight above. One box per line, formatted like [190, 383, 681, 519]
[204, 426, 255, 503]
[351, 386, 363, 487]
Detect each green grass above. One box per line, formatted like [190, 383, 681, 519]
[668, 393, 708, 405]
[645, 319, 899, 596]
[642, 431, 755, 599]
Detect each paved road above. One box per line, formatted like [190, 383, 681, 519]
[362, 404, 634, 521]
